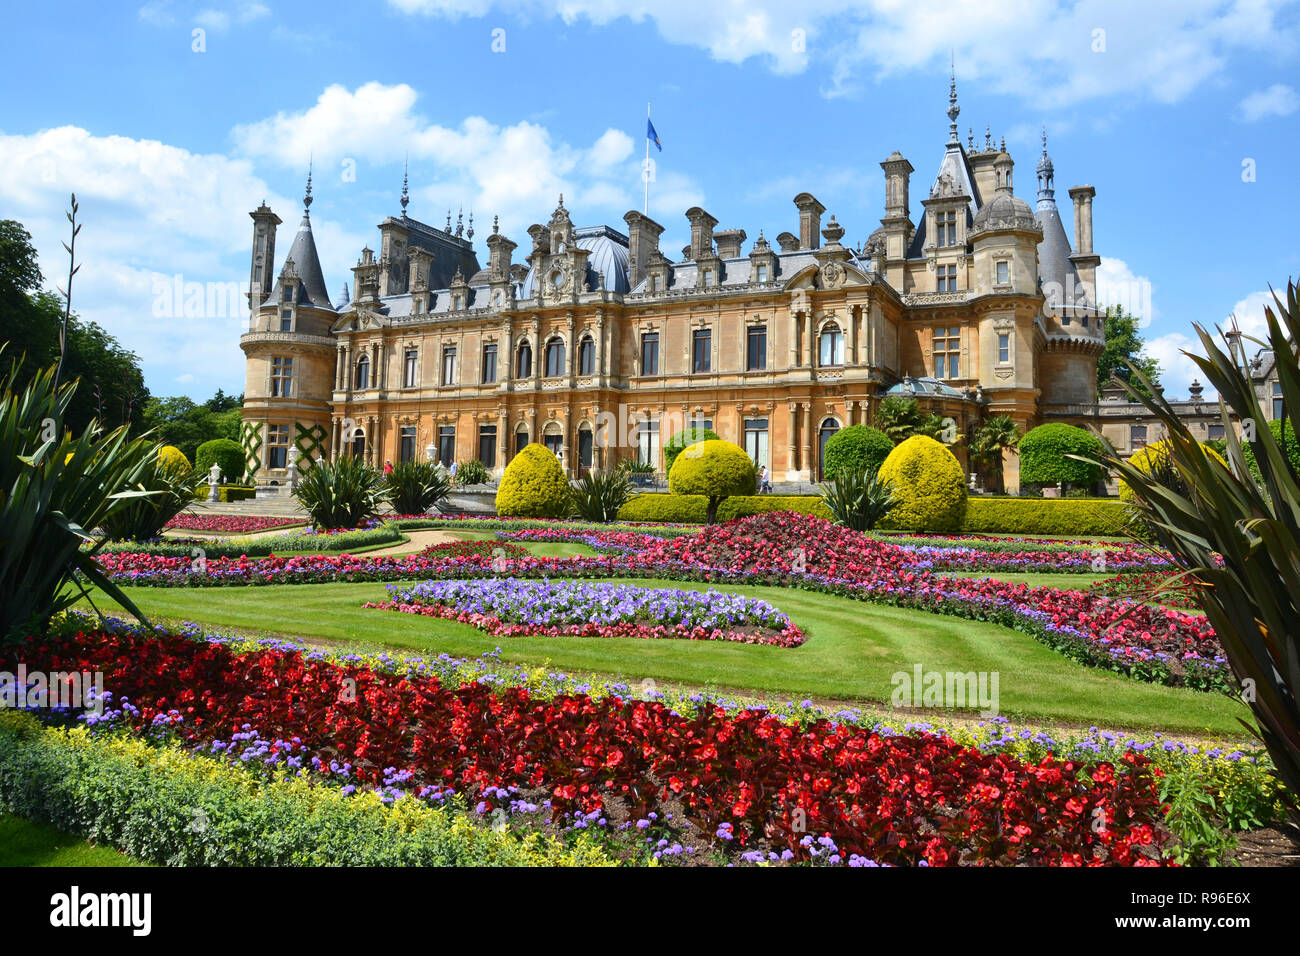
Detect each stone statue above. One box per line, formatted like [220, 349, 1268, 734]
[208, 463, 221, 501]
[286, 450, 299, 489]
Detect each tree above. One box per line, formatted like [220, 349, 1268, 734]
[668, 439, 755, 524]
[969, 415, 1022, 492]
[1019, 423, 1103, 490]
[1097, 305, 1162, 400]
[664, 425, 721, 472]
[874, 395, 956, 445]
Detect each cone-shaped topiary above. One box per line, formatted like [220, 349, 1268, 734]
[822, 425, 893, 479]
[1119, 438, 1228, 502]
[667, 439, 756, 524]
[496, 443, 571, 518]
[877, 435, 967, 531]
[1018, 423, 1102, 488]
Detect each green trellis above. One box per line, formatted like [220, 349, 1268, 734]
[239, 420, 263, 481]
[294, 422, 328, 467]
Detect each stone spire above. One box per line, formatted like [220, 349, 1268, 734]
[399, 158, 409, 216]
[946, 64, 960, 146]
[1036, 126, 1056, 201]
[303, 160, 313, 214]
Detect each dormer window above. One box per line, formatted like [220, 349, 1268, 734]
[281, 283, 293, 303]
[701, 269, 714, 287]
[756, 264, 768, 283]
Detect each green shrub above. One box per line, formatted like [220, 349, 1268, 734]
[1119, 439, 1228, 502]
[456, 459, 491, 486]
[194, 438, 245, 484]
[1018, 423, 1103, 488]
[100, 522, 401, 559]
[822, 425, 893, 479]
[0, 712, 615, 867]
[98, 444, 204, 543]
[961, 497, 1129, 536]
[876, 435, 967, 532]
[663, 426, 720, 472]
[385, 460, 451, 515]
[570, 469, 632, 523]
[496, 444, 571, 518]
[820, 467, 897, 531]
[1242, 418, 1300, 486]
[157, 444, 191, 476]
[616, 494, 831, 524]
[667, 439, 756, 524]
[293, 455, 386, 530]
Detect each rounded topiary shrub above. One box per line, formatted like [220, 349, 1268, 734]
[876, 435, 967, 532]
[1119, 439, 1228, 502]
[195, 438, 245, 483]
[496, 443, 571, 518]
[664, 426, 721, 472]
[668, 439, 756, 524]
[1241, 418, 1300, 486]
[1018, 423, 1103, 488]
[822, 425, 893, 480]
[157, 445, 192, 476]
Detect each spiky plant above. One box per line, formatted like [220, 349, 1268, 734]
[1093, 280, 1300, 828]
[97, 446, 203, 542]
[820, 467, 896, 532]
[0, 354, 158, 642]
[384, 459, 451, 515]
[570, 468, 631, 523]
[293, 455, 385, 530]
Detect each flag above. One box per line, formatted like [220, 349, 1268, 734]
[647, 117, 662, 151]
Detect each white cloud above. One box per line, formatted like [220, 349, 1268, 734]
[137, 1, 175, 26]
[1096, 256, 1157, 326]
[1238, 82, 1300, 121]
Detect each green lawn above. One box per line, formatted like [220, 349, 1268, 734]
[74, 575, 1250, 737]
[0, 815, 145, 867]
[939, 571, 1112, 590]
[442, 530, 597, 559]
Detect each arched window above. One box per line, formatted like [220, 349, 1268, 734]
[578, 335, 595, 376]
[354, 354, 370, 390]
[818, 323, 844, 367]
[350, 427, 366, 459]
[514, 423, 529, 456]
[545, 337, 566, 377]
[516, 341, 532, 378]
[817, 417, 841, 481]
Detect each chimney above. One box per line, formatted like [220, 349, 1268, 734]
[685, 206, 718, 260]
[793, 192, 825, 250]
[713, 229, 747, 259]
[775, 231, 799, 252]
[486, 219, 516, 278]
[1068, 185, 1096, 255]
[623, 210, 665, 288]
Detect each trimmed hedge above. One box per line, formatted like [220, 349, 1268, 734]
[822, 425, 893, 480]
[496, 444, 571, 518]
[1018, 423, 1103, 487]
[195, 438, 246, 484]
[101, 521, 403, 558]
[0, 712, 615, 867]
[197, 484, 257, 503]
[616, 494, 831, 524]
[877, 435, 967, 532]
[960, 497, 1130, 536]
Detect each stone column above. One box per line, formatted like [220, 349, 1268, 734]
[802, 403, 812, 480]
[786, 403, 798, 479]
[497, 409, 508, 470]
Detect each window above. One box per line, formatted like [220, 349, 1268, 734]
[579, 336, 595, 376]
[577, 427, 594, 472]
[934, 326, 960, 378]
[543, 430, 563, 458]
[442, 346, 457, 386]
[478, 425, 497, 468]
[270, 356, 292, 397]
[756, 264, 769, 283]
[647, 275, 658, 293]
[692, 329, 712, 373]
[1274, 382, 1284, 420]
[1130, 425, 1148, 449]
[280, 310, 292, 332]
[938, 210, 957, 247]
[399, 425, 416, 463]
[997, 333, 1010, 364]
[938, 264, 957, 292]
[635, 418, 660, 468]
[481, 344, 497, 384]
[281, 283, 293, 304]
[641, 332, 659, 375]
[743, 418, 769, 470]
[516, 342, 532, 378]
[701, 269, 714, 287]
[350, 428, 365, 458]
[747, 326, 767, 371]
[817, 418, 841, 481]
[995, 261, 1009, 285]
[403, 349, 418, 388]
[1208, 423, 1226, 441]
[515, 428, 529, 455]
[437, 426, 455, 467]
[354, 354, 370, 390]
[819, 324, 844, 367]
[545, 337, 565, 377]
[267, 424, 289, 469]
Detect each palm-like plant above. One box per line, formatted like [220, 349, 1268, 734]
[570, 469, 630, 522]
[1093, 280, 1300, 827]
[820, 467, 896, 531]
[1, 355, 159, 642]
[384, 459, 451, 515]
[293, 455, 386, 530]
[970, 414, 1022, 492]
[97, 448, 203, 542]
[874, 396, 924, 444]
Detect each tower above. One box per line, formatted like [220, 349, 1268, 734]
[247, 201, 281, 309]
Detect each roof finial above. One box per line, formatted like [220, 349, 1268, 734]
[446, 209, 452, 232]
[467, 209, 474, 240]
[1042, 125, 1048, 157]
[946, 57, 960, 145]
[492, 214, 499, 235]
[303, 158, 313, 212]
[557, 192, 565, 209]
[1000, 135, 1006, 152]
[984, 124, 992, 150]
[967, 127, 974, 150]
[399, 157, 409, 215]
[455, 207, 463, 238]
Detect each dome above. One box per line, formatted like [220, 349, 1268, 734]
[970, 192, 1037, 235]
[520, 225, 630, 297]
[887, 376, 969, 399]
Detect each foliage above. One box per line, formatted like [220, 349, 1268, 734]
[961, 497, 1129, 536]
[98, 445, 204, 543]
[618, 458, 657, 476]
[1096, 279, 1300, 827]
[663, 426, 720, 472]
[100, 522, 401, 560]
[616, 494, 832, 523]
[1097, 305, 1162, 401]
[667, 439, 756, 524]
[1157, 753, 1238, 866]
[384, 459, 451, 515]
[569, 469, 632, 523]
[876, 435, 968, 532]
[968, 415, 1021, 492]
[293, 455, 386, 530]
[820, 467, 896, 531]
[195, 438, 245, 484]
[0, 355, 157, 641]
[1018, 423, 1103, 488]
[141, 390, 243, 462]
[874, 396, 953, 445]
[496, 444, 571, 518]
[455, 458, 491, 486]
[157, 444, 191, 476]
[821, 425, 893, 480]
[197, 484, 256, 503]
[1241, 417, 1300, 487]
[1118, 438, 1228, 503]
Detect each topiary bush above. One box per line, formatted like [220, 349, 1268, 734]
[876, 435, 967, 532]
[615, 494, 832, 523]
[1119, 439, 1228, 502]
[822, 425, 893, 480]
[195, 438, 245, 483]
[667, 439, 756, 524]
[157, 445, 192, 476]
[496, 444, 571, 518]
[663, 426, 721, 472]
[1242, 418, 1300, 486]
[1018, 423, 1103, 488]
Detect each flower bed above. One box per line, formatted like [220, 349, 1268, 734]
[418, 539, 530, 561]
[163, 513, 302, 534]
[6, 625, 1172, 865]
[368, 578, 805, 647]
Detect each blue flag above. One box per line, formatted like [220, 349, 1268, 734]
[647, 118, 662, 151]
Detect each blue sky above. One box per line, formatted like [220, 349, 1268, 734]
[2, 0, 1298, 402]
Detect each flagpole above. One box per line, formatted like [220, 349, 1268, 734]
[643, 102, 650, 215]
